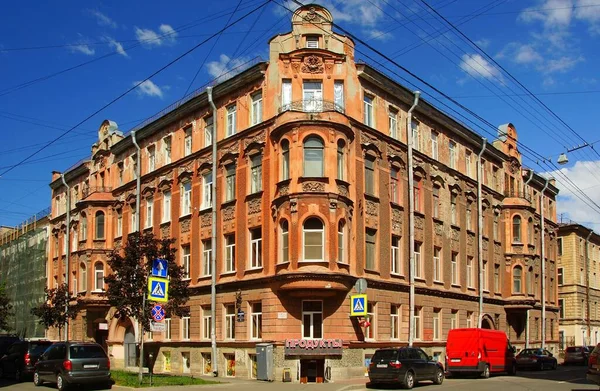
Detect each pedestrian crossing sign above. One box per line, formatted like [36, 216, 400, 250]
[350, 294, 367, 316]
[148, 276, 169, 303]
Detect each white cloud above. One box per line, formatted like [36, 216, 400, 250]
[367, 29, 393, 41]
[515, 44, 544, 64]
[459, 53, 502, 81]
[207, 54, 249, 83]
[89, 10, 117, 29]
[475, 38, 491, 49]
[71, 44, 95, 55]
[519, 0, 574, 28]
[273, 0, 384, 26]
[543, 76, 556, 86]
[134, 80, 164, 98]
[106, 38, 127, 57]
[543, 161, 600, 231]
[135, 24, 177, 47]
[544, 55, 583, 72]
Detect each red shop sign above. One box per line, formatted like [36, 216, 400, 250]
[284, 338, 343, 356]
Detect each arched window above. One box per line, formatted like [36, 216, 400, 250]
[338, 220, 346, 263]
[94, 262, 104, 292]
[280, 220, 289, 263]
[80, 263, 87, 292]
[512, 215, 521, 242]
[303, 217, 324, 261]
[95, 211, 105, 240]
[81, 213, 87, 239]
[281, 140, 290, 180]
[513, 266, 522, 294]
[528, 218, 534, 245]
[304, 136, 324, 177]
[337, 140, 345, 180]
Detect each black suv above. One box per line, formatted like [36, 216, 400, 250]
[0, 339, 52, 381]
[0, 335, 20, 358]
[368, 347, 444, 389]
[34, 341, 111, 391]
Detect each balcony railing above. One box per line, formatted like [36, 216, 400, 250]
[280, 99, 345, 114]
[82, 186, 112, 199]
[504, 190, 532, 203]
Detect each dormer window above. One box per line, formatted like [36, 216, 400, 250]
[306, 35, 319, 48]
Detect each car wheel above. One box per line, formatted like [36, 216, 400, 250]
[33, 371, 43, 386]
[14, 367, 21, 382]
[481, 364, 490, 379]
[57, 373, 68, 391]
[402, 370, 415, 389]
[433, 368, 444, 385]
[509, 363, 517, 376]
[552, 360, 557, 370]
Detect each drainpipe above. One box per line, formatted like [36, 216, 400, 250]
[207, 87, 219, 376]
[132, 130, 143, 383]
[60, 174, 71, 342]
[540, 177, 549, 349]
[523, 170, 534, 348]
[407, 90, 420, 347]
[586, 229, 593, 345]
[477, 138, 486, 328]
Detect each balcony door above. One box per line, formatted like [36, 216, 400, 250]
[303, 82, 322, 112]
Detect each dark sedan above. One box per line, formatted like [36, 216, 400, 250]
[515, 348, 557, 370]
[368, 347, 444, 389]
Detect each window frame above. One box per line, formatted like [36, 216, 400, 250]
[250, 154, 263, 193]
[364, 94, 374, 127]
[302, 300, 323, 339]
[182, 245, 191, 280]
[93, 262, 104, 292]
[251, 302, 262, 340]
[202, 172, 213, 209]
[224, 234, 236, 273]
[226, 104, 237, 137]
[251, 91, 263, 126]
[303, 217, 324, 262]
[250, 228, 262, 269]
[202, 239, 212, 277]
[95, 211, 105, 240]
[145, 197, 153, 229]
[303, 136, 324, 177]
[162, 191, 171, 223]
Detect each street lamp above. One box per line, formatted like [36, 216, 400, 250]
[557, 153, 568, 165]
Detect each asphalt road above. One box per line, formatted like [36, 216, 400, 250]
[0, 365, 597, 391]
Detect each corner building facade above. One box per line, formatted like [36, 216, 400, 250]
[47, 5, 560, 382]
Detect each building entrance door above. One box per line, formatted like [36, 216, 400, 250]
[124, 327, 137, 367]
[300, 359, 324, 383]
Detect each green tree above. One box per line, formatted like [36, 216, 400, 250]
[104, 232, 189, 336]
[0, 283, 14, 332]
[30, 283, 81, 340]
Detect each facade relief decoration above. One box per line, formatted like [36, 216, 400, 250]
[201, 213, 211, 228]
[337, 182, 349, 197]
[248, 198, 262, 215]
[180, 217, 191, 233]
[244, 130, 266, 151]
[365, 200, 378, 217]
[451, 227, 460, 242]
[415, 215, 424, 230]
[434, 221, 443, 236]
[302, 181, 325, 192]
[223, 205, 236, 221]
[360, 132, 381, 152]
[467, 233, 475, 246]
[301, 55, 324, 74]
[161, 224, 170, 238]
[277, 183, 290, 196]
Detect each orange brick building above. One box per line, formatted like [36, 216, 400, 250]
[47, 5, 560, 382]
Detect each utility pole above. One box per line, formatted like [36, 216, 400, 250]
[132, 130, 143, 384]
[60, 174, 71, 342]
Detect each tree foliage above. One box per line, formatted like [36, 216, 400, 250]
[0, 283, 14, 332]
[104, 232, 189, 334]
[30, 283, 81, 339]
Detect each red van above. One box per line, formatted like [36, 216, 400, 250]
[446, 328, 516, 378]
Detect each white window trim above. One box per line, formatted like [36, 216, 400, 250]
[433, 247, 442, 282]
[202, 173, 212, 210]
[251, 303, 262, 340]
[391, 236, 401, 275]
[203, 240, 212, 277]
[250, 229, 262, 269]
[225, 235, 235, 273]
[302, 222, 324, 262]
[181, 316, 190, 341]
[226, 104, 237, 137]
[182, 245, 191, 280]
[162, 191, 171, 223]
[301, 300, 323, 340]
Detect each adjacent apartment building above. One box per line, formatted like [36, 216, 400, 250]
[47, 5, 560, 382]
[557, 223, 600, 348]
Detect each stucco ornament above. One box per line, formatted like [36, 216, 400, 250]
[301, 55, 324, 74]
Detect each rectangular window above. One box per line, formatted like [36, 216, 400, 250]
[466, 202, 472, 231]
[415, 242, 422, 278]
[250, 155, 262, 193]
[204, 116, 213, 147]
[282, 79, 292, 111]
[493, 215, 499, 241]
[391, 168, 400, 204]
[282, 224, 290, 263]
[148, 146, 155, 172]
[130, 209, 137, 232]
[117, 212, 122, 237]
[182, 245, 190, 279]
[558, 267, 563, 285]
[306, 35, 319, 48]
[558, 238, 563, 256]
[364, 95, 374, 126]
[165, 318, 171, 340]
[433, 309, 441, 340]
[414, 179, 422, 213]
[366, 229, 376, 270]
[202, 239, 212, 276]
[414, 307, 422, 340]
[559, 299, 564, 318]
[225, 305, 235, 340]
[433, 247, 441, 282]
[224, 234, 235, 273]
[411, 120, 420, 150]
[431, 131, 438, 160]
[184, 127, 192, 156]
[483, 261, 488, 291]
[162, 191, 171, 223]
[181, 182, 191, 216]
[334, 81, 344, 111]
[467, 256, 474, 288]
[465, 151, 472, 177]
[303, 81, 323, 112]
[251, 302, 262, 339]
[251, 92, 263, 126]
[163, 136, 172, 164]
[145, 197, 153, 229]
[449, 140, 457, 169]
[391, 305, 400, 340]
[224, 164, 236, 202]
[389, 109, 398, 139]
[302, 301, 323, 339]
[118, 163, 124, 185]
[337, 223, 344, 264]
[366, 303, 375, 340]
[451, 310, 458, 329]
[250, 228, 262, 268]
[202, 307, 211, 340]
[226, 104, 237, 137]
[451, 193, 457, 225]
[466, 311, 473, 328]
[365, 156, 375, 195]
[181, 316, 190, 340]
[433, 186, 440, 219]
[451, 252, 458, 285]
[391, 236, 401, 275]
[202, 172, 212, 209]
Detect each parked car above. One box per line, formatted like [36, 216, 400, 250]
[564, 346, 590, 365]
[586, 344, 600, 385]
[34, 341, 111, 391]
[446, 328, 516, 378]
[0, 335, 20, 358]
[515, 348, 557, 370]
[368, 347, 444, 389]
[0, 339, 53, 381]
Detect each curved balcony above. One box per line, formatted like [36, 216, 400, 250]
[279, 99, 344, 114]
[82, 186, 113, 200]
[503, 190, 532, 207]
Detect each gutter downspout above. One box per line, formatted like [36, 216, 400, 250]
[407, 90, 420, 347]
[586, 229, 593, 345]
[523, 170, 534, 349]
[207, 87, 219, 376]
[477, 138, 487, 328]
[132, 130, 143, 383]
[60, 174, 71, 342]
[540, 177, 550, 350]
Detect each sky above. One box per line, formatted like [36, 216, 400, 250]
[1, 0, 600, 230]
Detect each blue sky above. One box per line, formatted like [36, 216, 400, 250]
[1, 0, 600, 229]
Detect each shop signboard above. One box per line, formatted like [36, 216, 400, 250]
[284, 338, 343, 356]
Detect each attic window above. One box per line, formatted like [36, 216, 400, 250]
[306, 36, 319, 49]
